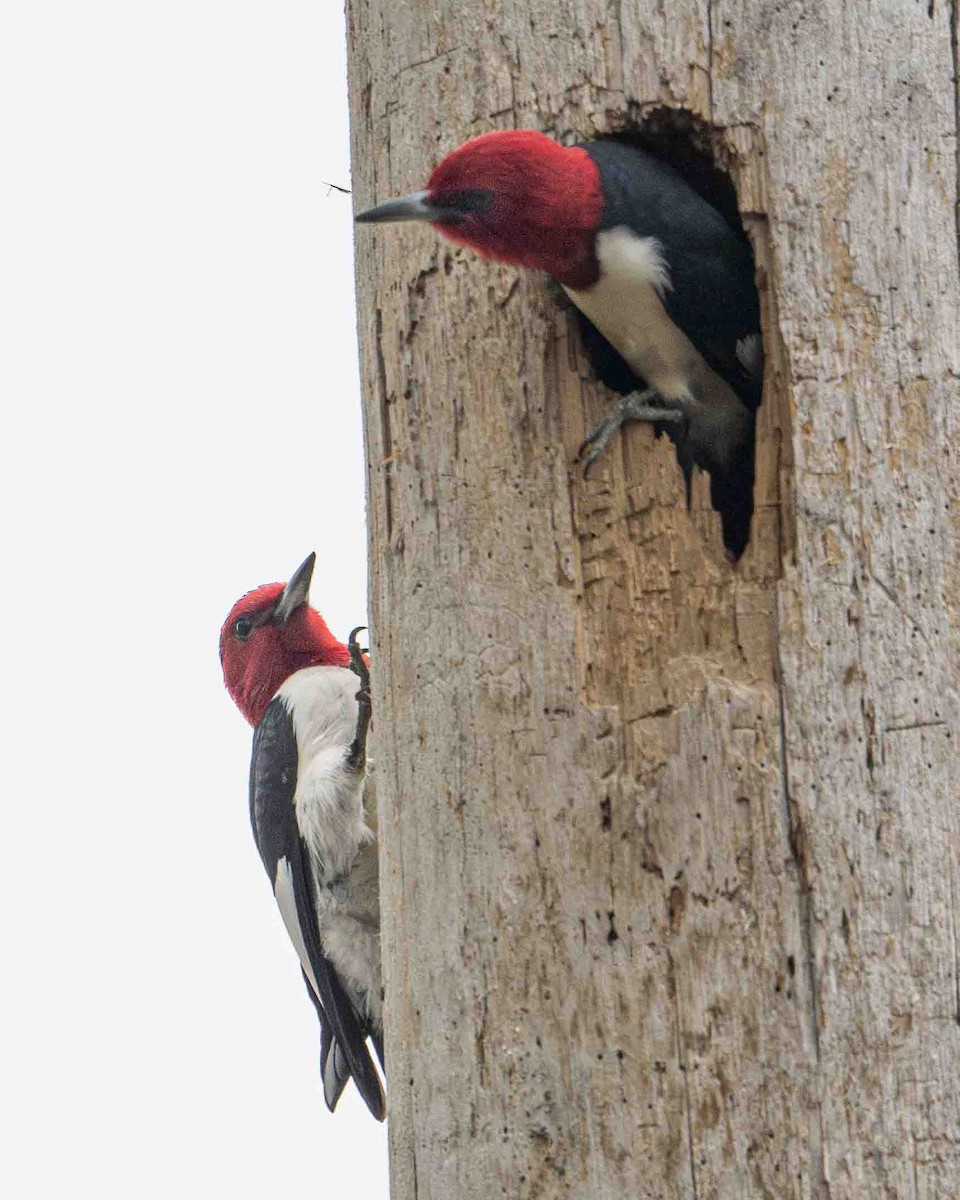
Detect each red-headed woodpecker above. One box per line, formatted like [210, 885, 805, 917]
[220, 552, 385, 1120]
[356, 129, 762, 558]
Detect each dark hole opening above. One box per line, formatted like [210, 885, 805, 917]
[581, 108, 763, 560]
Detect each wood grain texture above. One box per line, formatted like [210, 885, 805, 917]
[346, 2, 960, 1196]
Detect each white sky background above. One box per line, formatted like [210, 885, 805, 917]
[2, 4, 388, 1196]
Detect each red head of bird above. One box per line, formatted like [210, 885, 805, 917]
[219, 552, 351, 726]
[356, 130, 603, 289]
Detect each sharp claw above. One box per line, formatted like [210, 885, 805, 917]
[346, 627, 372, 770]
[575, 390, 686, 476]
[580, 444, 603, 479]
[576, 417, 619, 473]
[347, 625, 370, 692]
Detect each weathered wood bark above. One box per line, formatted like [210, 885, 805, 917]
[347, 3, 960, 1197]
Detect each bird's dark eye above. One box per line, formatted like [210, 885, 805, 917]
[436, 187, 494, 222]
[234, 618, 253, 641]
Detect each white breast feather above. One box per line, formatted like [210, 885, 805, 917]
[563, 227, 698, 397]
[596, 228, 672, 296]
[276, 666, 371, 880]
[274, 665, 381, 1024]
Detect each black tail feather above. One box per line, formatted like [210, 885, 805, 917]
[710, 429, 756, 560]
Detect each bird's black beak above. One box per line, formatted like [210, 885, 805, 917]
[355, 190, 436, 224]
[355, 188, 493, 226]
[274, 552, 316, 624]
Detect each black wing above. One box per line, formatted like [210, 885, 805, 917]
[581, 139, 763, 412]
[249, 698, 386, 1120]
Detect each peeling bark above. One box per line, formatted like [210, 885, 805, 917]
[347, 3, 960, 1197]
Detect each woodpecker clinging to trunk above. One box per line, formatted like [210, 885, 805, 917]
[356, 129, 762, 558]
[219, 552, 385, 1120]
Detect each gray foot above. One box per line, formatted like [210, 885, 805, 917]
[577, 389, 685, 477]
[347, 626, 371, 770]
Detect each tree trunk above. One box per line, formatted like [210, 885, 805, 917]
[347, 3, 960, 1197]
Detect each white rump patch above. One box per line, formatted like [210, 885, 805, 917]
[736, 333, 762, 379]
